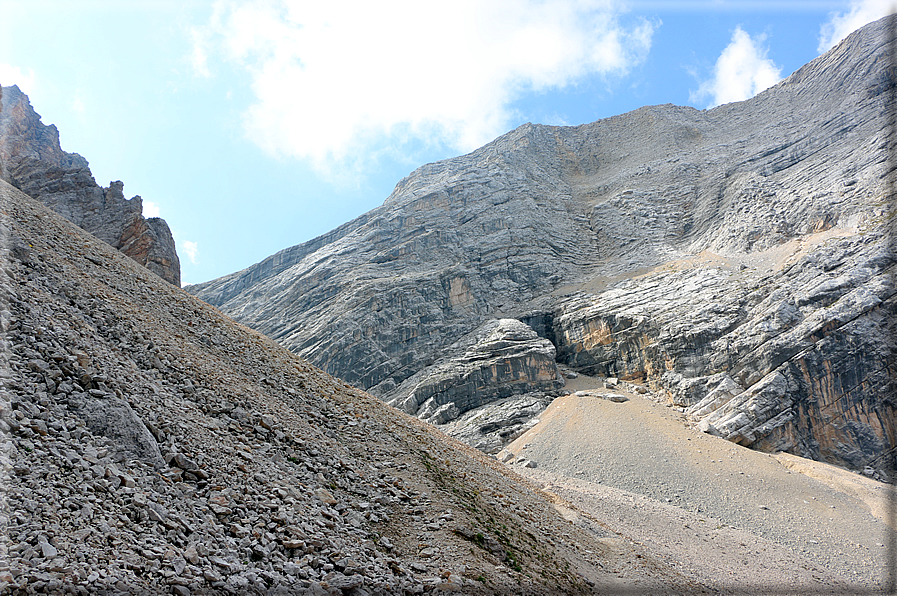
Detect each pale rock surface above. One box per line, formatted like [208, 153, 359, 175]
[384, 319, 562, 420]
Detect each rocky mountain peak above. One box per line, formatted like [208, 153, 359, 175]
[188, 14, 896, 477]
[0, 84, 180, 286]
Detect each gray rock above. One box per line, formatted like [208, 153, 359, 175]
[66, 393, 165, 469]
[386, 319, 562, 426]
[187, 16, 896, 469]
[0, 85, 180, 285]
[439, 392, 554, 453]
[323, 571, 364, 590]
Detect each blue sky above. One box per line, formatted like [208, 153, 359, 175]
[1, 0, 893, 285]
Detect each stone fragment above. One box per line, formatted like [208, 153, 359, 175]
[183, 545, 199, 565]
[40, 542, 58, 558]
[314, 488, 337, 505]
[322, 571, 363, 590]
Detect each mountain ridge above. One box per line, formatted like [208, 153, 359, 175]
[187, 15, 896, 476]
[0, 84, 181, 286]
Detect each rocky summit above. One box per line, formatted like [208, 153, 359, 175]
[188, 16, 896, 475]
[0, 85, 180, 286]
[1, 179, 737, 594]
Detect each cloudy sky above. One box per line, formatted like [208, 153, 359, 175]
[1, 0, 894, 285]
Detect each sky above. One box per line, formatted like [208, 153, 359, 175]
[1, 0, 894, 286]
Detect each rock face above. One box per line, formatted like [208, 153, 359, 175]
[0, 85, 180, 285]
[383, 319, 565, 450]
[1, 179, 709, 595]
[188, 16, 896, 475]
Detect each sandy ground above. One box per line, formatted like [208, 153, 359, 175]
[504, 374, 896, 594]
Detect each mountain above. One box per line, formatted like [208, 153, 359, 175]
[187, 15, 896, 476]
[1, 178, 735, 594]
[0, 85, 181, 286]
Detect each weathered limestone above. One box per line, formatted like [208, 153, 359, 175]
[188, 16, 896, 474]
[0, 85, 180, 285]
[378, 318, 564, 450]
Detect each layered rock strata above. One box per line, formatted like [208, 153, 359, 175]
[0, 85, 180, 285]
[188, 16, 896, 474]
[380, 319, 565, 451]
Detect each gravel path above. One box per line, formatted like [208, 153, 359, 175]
[505, 377, 896, 593]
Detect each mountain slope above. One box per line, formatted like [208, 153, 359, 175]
[187, 16, 896, 474]
[0, 85, 181, 286]
[1, 178, 735, 594]
[2, 175, 867, 595]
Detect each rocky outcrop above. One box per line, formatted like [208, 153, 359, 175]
[0, 85, 180, 285]
[381, 319, 565, 449]
[188, 16, 896, 475]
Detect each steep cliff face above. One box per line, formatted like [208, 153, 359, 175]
[0, 85, 180, 285]
[188, 16, 896, 475]
[385, 319, 565, 425]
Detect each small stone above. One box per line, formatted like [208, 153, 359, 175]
[315, 488, 337, 505]
[148, 503, 169, 522]
[40, 542, 58, 558]
[209, 556, 231, 569]
[171, 453, 198, 471]
[322, 571, 363, 590]
[203, 568, 223, 582]
[183, 546, 199, 565]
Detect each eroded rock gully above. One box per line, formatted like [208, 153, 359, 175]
[0, 84, 180, 286]
[187, 16, 896, 476]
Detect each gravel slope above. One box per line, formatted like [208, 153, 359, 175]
[3, 179, 718, 595]
[505, 375, 896, 593]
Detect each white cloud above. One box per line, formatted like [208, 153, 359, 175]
[181, 240, 199, 265]
[143, 201, 161, 218]
[193, 0, 656, 179]
[71, 96, 86, 114]
[0, 63, 36, 95]
[818, 0, 896, 53]
[189, 27, 213, 78]
[691, 26, 782, 108]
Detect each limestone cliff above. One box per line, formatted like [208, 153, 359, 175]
[0, 85, 180, 285]
[188, 16, 896, 476]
